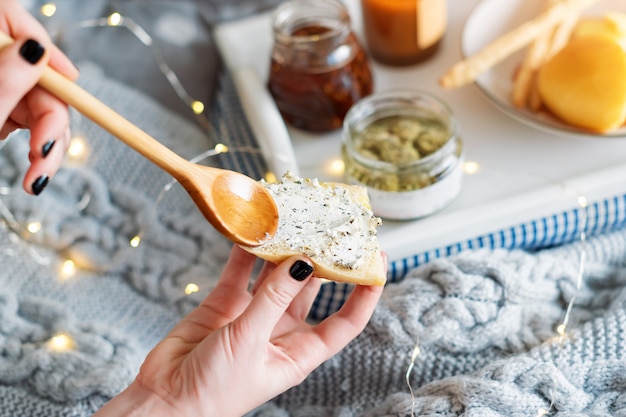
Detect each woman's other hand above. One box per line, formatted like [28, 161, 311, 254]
[0, 0, 79, 195]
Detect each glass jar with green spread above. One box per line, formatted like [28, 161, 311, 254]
[342, 91, 464, 220]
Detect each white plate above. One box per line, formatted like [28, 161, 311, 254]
[462, 0, 626, 138]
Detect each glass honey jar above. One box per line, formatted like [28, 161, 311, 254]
[267, 0, 374, 133]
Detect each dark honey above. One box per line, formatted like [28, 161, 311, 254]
[268, 0, 373, 133]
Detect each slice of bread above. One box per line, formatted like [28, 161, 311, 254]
[241, 172, 386, 286]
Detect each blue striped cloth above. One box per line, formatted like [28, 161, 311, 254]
[210, 68, 626, 320]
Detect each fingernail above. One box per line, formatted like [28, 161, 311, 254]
[31, 175, 49, 195]
[289, 260, 313, 281]
[19, 39, 45, 65]
[42, 139, 55, 158]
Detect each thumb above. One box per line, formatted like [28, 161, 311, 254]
[238, 257, 314, 340]
[0, 36, 47, 123]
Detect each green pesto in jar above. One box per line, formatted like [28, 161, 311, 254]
[342, 90, 463, 220]
[343, 114, 454, 192]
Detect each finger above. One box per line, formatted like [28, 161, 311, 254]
[21, 87, 71, 194]
[48, 42, 79, 80]
[0, 117, 23, 139]
[214, 245, 258, 294]
[315, 283, 383, 347]
[286, 283, 384, 374]
[251, 260, 278, 294]
[166, 247, 259, 343]
[238, 256, 314, 340]
[1, 0, 78, 80]
[286, 277, 322, 321]
[0, 37, 47, 130]
[282, 253, 387, 368]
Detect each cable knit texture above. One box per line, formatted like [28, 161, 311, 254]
[0, 65, 230, 415]
[3, 64, 626, 416]
[248, 232, 626, 416]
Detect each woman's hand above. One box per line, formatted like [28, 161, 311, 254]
[0, 0, 79, 194]
[96, 246, 385, 417]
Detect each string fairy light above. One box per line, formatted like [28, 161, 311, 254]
[0, 6, 267, 293]
[191, 100, 205, 115]
[26, 221, 42, 234]
[39, 3, 56, 17]
[402, 176, 589, 416]
[47, 332, 75, 352]
[67, 135, 89, 161]
[536, 407, 549, 417]
[555, 194, 587, 338]
[184, 283, 200, 295]
[107, 12, 123, 27]
[59, 259, 77, 280]
[405, 343, 421, 417]
[326, 158, 345, 178]
[129, 235, 141, 248]
[463, 160, 481, 175]
[403, 161, 482, 414]
[44, 9, 215, 134]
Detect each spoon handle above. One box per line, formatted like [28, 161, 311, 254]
[0, 32, 189, 179]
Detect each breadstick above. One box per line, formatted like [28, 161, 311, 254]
[516, 0, 560, 110]
[439, 0, 602, 89]
[529, 2, 581, 110]
[547, 5, 581, 56]
[511, 20, 553, 108]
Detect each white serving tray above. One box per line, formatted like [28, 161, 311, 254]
[214, 0, 626, 267]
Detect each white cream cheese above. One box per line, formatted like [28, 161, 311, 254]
[257, 172, 382, 271]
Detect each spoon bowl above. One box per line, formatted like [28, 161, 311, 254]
[0, 33, 278, 246]
[181, 165, 278, 245]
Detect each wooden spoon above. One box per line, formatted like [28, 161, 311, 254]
[1, 33, 278, 247]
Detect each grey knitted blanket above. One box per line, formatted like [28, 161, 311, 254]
[2, 67, 626, 417]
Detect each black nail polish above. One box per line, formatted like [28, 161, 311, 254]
[31, 175, 49, 195]
[289, 260, 313, 281]
[19, 39, 45, 65]
[42, 139, 55, 158]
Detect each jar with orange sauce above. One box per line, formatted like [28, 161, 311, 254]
[360, 0, 447, 66]
[268, 0, 373, 132]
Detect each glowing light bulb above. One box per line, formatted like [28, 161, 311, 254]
[463, 161, 480, 174]
[577, 195, 588, 208]
[40, 3, 57, 17]
[60, 259, 76, 279]
[556, 323, 566, 335]
[214, 143, 228, 154]
[68, 136, 87, 160]
[537, 408, 549, 416]
[107, 12, 123, 26]
[27, 222, 42, 234]
[326, 158, 345, 176]
[410, 344, 421, 360]
[47, 333, 74, 352]
[191, 100, 205, 114]
[184, 283, 200, 295]
[130, 236, 141, 248]
[264, 171, 277, 183]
